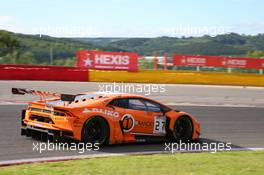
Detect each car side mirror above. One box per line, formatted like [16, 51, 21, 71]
[161, 108, 166, 116]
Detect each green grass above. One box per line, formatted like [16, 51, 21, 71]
[1, 151, 264, 175]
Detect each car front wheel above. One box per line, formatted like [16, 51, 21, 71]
[173, 115, 193, 142]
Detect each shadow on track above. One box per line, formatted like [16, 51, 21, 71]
[99, 138, 245, 153]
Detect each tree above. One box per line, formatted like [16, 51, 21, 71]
[0, 30, 21, 63]
[64, 58, 75, 66]
[0, 30, 20, 55]
[246, 50, 264, 58]
[138, 58, 153, 69]
[17, 52, 36, 64]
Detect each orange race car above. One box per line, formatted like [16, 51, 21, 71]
[12, 88, 200, 145]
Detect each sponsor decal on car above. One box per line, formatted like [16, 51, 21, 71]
[73, 120, 82, 128]
[82, 108, 119, 118]
[135, 121, 153, 128]
[121, 114, 135, 132]
[153, 116, 166, 134]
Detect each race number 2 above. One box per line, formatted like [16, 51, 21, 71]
[153, 116, 166, 134]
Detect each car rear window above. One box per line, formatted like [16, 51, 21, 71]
[109, 98, 129, 108]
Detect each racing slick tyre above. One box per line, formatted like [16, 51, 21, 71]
[82, 116, 109, 145]
[173, 115, 193, 142]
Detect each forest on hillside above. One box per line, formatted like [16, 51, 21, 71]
[1, 30, 264, 67]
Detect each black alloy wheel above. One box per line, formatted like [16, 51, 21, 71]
[82, 116, 109, 145]
[173, 116, 193, 142]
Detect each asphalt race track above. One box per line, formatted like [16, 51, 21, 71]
[0, 81, 264, 162]
[1, 81, 264, 107]
[0, 105, 264, 162]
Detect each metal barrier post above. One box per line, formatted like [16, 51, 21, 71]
[153, 51, 158, 70]
[164, 52, 168, 70]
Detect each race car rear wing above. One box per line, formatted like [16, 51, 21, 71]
[11, 88, 76, 102]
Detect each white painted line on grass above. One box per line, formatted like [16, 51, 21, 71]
[0, 148, 264, 167]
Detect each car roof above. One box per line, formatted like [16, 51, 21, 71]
[73, 92, 171, 110]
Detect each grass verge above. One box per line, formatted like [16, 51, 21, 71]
[1, 151, 264, 175]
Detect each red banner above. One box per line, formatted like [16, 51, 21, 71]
[76, 50, 138, 72]
[173, 54, 264, 69]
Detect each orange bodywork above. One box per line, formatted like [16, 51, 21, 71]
[22, 93, 200, 144]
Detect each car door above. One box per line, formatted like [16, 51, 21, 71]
[107, 98, 128, 121]
[124, 98, 154, 134]
[108, 97, 166, 136]
[125, 98, 167, 135]
[107, 98, 149, 135]
[143, 99, 167, 136]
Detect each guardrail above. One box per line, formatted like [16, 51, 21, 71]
[0, 64, 89, 81]
[1, 64, 264, 87]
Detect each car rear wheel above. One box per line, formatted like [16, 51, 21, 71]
[82, 116, 109, 145]
[173, 116, 193, 142]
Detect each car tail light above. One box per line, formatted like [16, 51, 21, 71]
[53, 108, 75, 118]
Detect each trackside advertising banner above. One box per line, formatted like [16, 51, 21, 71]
[76, 50, 138, 71]
[173, 54, 264, 69]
